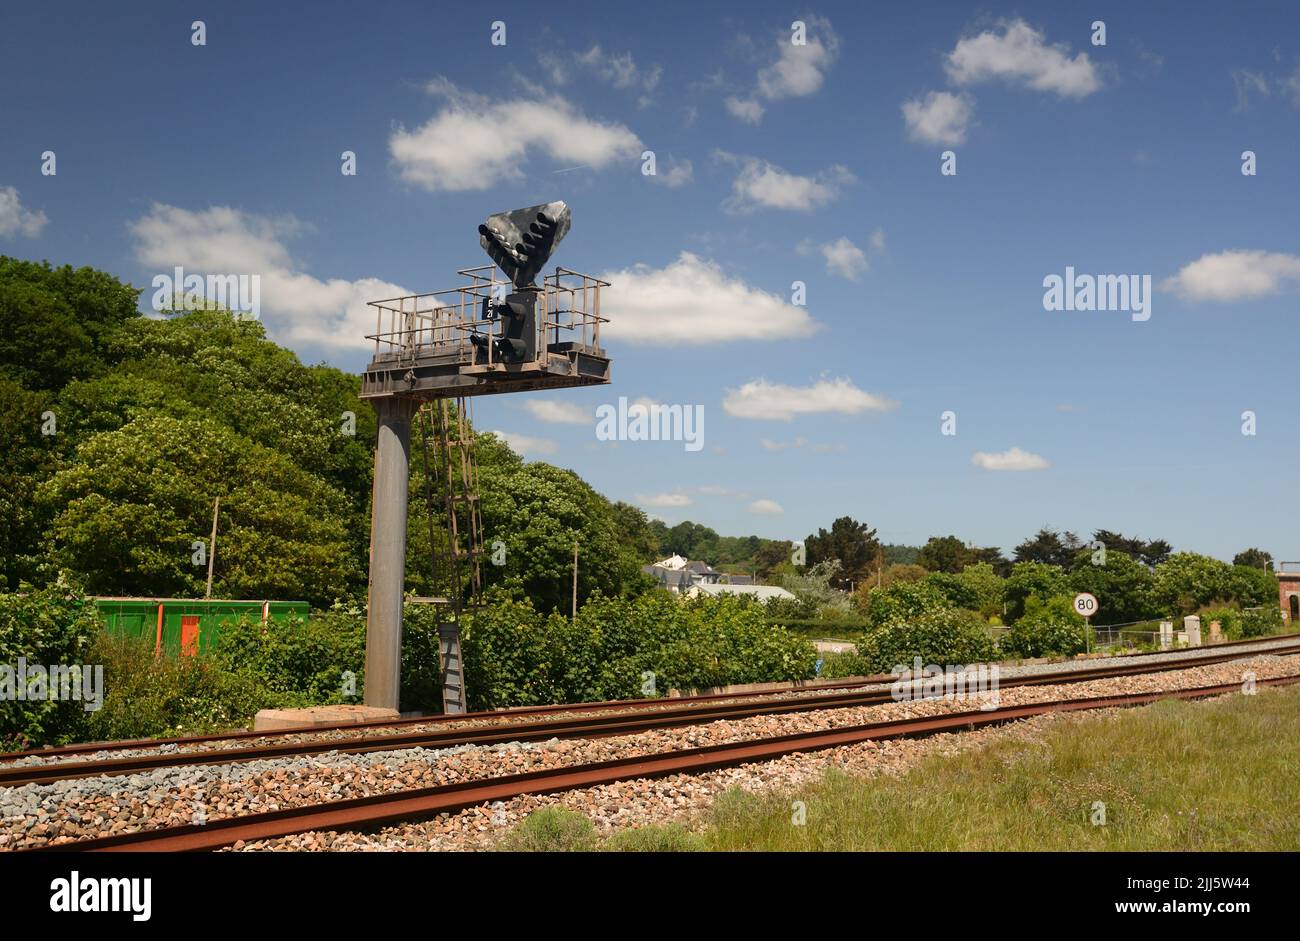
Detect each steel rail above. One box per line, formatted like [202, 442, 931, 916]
[5, 642, 1296, 788]
[30, 673, 1300, 853]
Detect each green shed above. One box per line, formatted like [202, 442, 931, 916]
[92, 597, 309, 656]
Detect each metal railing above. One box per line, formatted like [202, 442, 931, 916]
[366, 265, 609, 365]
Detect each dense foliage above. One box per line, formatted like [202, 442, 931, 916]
[855, 608, 998, 673]
[0, 580, 100, 748]
[462, 592, 817, 709]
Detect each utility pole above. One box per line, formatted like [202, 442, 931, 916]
[572, 538, 579, 620]
[205, 497, 220, 599]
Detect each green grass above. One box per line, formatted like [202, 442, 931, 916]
[504, 684, 1300, 851]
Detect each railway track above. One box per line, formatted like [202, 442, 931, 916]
[4, 639, 1296, 789]
[7, 630, 1294, 768]
[29, 672, 1300, 853]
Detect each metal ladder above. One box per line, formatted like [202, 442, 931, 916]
[419, 397, 483, 714]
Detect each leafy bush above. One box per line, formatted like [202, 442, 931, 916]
[1241, 605, 1284, 638]
[217, 608, 364, 706]
[1004, 562, 1070, 623]
[924, 572, 979, 611]
[817, 649, 876, 679]
[217, 601, 443, 713]
[779, 559, 853, 617]
[955, 562, 1006, 621]
[0, 580, 99, 749]
[1151, 553, 1234, 616]
[1196, 604, 1284, 641]
[1000, 595, 1089, 658]
[461, 591, 817, 709]
[855, 608, 997, 673]
[495, 807, 597, 852]
[859, 579, 952, 631]
[1068, 550, 1157, 625]
[82, 632, 275, 741]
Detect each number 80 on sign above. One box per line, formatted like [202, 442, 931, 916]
[1073, 593, 1099, 618]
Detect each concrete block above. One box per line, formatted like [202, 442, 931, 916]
[253, 704, 400, 732]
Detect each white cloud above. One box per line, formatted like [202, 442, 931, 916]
[389, 78, 642, 191]
[902, 91, 974, 145]
[129, 203, 408, 353]
[761, 437, 807, 451]
[759, 436, 846, 453]
[945, 19, 1102, 98]
[1282, 65, 1300, 106]
[650, 158, 694, 188]
[723, 377, 898, 421]
[724, 96, 765, 123]
[522, 400, 591, 424]
[758, 17, 840, 99]
[542, 45, 662, 95]
[717, 152, 854, 212]
[600, 252, 817, 345]
[727, 15, 840, 123]
[492, 430, 559, 456]
[971, 447, 1049, 471]
[1232, 69, 1271, 111]
[817, 236, 867, 280]
[637, 492, 692, 508]
[749, 498, 784, 515]
[0, 186, 48, 238]
[1162, 249, 1300, 302]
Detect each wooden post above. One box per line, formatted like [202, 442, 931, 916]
[205, 497, 219, 599]
[572, 538, 579, 621]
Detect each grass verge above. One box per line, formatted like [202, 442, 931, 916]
[500, 683, 1300, 851]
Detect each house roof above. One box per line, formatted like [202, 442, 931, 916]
[688, 583, 796, 601]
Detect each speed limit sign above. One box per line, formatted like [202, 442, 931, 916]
[1073, 593, 1099, 618]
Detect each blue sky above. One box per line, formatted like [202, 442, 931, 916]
[2, 1, 1298, 560]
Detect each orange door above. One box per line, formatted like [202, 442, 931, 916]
[180, 615, 201, 656]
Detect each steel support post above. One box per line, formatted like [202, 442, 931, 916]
[364, 396, 420, 710]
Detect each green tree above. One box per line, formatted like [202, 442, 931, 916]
[955, 562, 1006, 620]
[805, 516, 880, 588]
[1092, 529, 1172, 568]
[917, 535, 972, 574]
[1151, 553, 1234, 616]
[0, 378, 58, 589]
[477, 442, 645, 613]
[1013, 528, 1082, 567]
[1232, 548, 1274, 571]
[1004, 561, 1070, 623]
[755, 539, 794, 579]
[1068, 550, 1157, 625]
[0, 257, 140, 392]
[38, 414, 359, 606]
